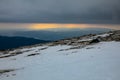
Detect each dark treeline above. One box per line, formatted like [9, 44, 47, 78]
[0, 36, 49, 50]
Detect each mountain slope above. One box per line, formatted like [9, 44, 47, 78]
[0, 30, 120, 80]
[0, 28, 111, 40]
[0, 36, 49, 50]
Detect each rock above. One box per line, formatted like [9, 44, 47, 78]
[90, 38, 100, 44]
[27, 53, 40, 57]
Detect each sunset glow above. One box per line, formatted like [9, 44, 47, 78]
[29, 23, 120, 30]
[0, 23, 120, 30]
[30, 24, 61, 30]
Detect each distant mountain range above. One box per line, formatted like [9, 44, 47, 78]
[0, 28, 111, 41]
[0, 28, 112, 50]
[0, 30, 120, 80]
[0, 36, 49, 50]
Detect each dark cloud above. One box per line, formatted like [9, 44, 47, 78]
[0, 0, 120, 23]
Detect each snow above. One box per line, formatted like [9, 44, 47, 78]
[0, 41, 120, 80]
[78, 38, 93, 42]
[77, 33, 112, 42]
[95, 33, 112, 38]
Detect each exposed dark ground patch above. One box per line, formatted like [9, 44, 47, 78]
[27, 53, 40, 57]
[0, 69, 14, 74]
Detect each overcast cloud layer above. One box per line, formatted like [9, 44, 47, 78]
[0, 0, 120, 23]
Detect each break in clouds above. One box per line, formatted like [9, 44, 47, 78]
[0, 0, 120, 23]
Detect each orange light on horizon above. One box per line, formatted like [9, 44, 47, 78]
[29, 23, 93, 30]
[0, 23, 119, 30]
[29, 24, 61, 30]
[65, 24, 91, 29]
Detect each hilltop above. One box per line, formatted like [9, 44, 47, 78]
[0, 30, 120, 80]
[0, 36, 49, 50]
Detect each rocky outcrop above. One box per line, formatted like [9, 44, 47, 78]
[48, 30, 120, 46]
[1, 30, 120, 54]
[101, 31, 120, 41]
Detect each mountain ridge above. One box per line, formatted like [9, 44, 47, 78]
[0, 30, 120, 80]
[1, 30, 119, 52]
[0, 36, 49, 50]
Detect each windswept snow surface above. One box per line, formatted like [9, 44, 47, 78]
[0, 41, 120, 80]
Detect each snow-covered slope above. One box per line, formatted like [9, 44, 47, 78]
[0, 30, 120, 80]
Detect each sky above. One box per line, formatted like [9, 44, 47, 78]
[0, 0, 120, 23]
[0, 23, 120, 31]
